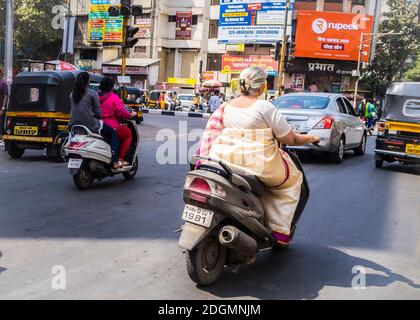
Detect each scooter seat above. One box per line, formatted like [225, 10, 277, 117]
[89, 133, 105, 140]
[237, 174, 266, 197]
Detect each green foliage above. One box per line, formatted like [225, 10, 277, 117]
[404, 52, 420, 81]
[0, 0, 66, 61]
[361, 0, 420, 96]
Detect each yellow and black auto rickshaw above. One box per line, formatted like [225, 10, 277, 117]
[147, 90, 166, 109]
[3, 70, 102, 160]
[375, 82, 420, 168]
[125, 86, 147, 124]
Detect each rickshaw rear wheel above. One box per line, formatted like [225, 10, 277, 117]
[375, 160, 384, 168]
[73, 168, 94, 190]
[6, 142, 25, 159]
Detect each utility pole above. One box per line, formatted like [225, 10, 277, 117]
[149, 0, 157, 59]
[276, 0, 291, 97]
[4, 0, 14, 84]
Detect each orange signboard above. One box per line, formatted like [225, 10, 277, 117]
[295, 11, 374, 62]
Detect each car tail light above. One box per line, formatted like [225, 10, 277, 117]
[313, 117, 334, 130]
[41, 118, 49, 131]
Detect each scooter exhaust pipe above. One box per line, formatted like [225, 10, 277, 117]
[219, 226, 258, 258]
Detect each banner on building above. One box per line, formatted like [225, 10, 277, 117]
[103, 65, 148, 75]
[175, 12, 193, 40]
[218, 0, 294, 44]
[290, 74, 305, 92]
[222, 55, 279, 75]
[135, 18, 152, 39]
[88, 0, 124, 43]
[168, 78, 197, 86]
[295, 11, 374, 62]
[226, 44, 245, 52]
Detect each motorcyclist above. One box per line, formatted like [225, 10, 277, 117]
[98, 77, 137, 168]
[68, 72, 120, 169]
[197, 67, 320, 246]
[358, 98, 377, 130]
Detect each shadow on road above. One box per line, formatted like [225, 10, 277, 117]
[0, 251, 7, 276]
[201, 244, 420, 300]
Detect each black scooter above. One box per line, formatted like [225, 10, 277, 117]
[178, 149, 309, 286]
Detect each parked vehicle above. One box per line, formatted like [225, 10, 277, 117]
[375, 82, 420, 168]
[272, 93, 367, 163]
[64, 111, 140, 190]
[3, 71, 102, 161]
[176, 94, 196, 112]
[178, 150, 309, 286]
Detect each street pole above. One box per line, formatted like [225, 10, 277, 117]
[149, 0, 157, 59]
[4, 0, 14, 84]
[353, 32, 364, 108]
[276, 0, 290, 97]
[64, 0, 72, 62]
[122, 16, 129, 77]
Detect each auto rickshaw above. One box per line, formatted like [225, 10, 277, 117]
[124, 86, 147, 124]
[3, 70, 103, 160]
[375, 82, 420, 168]
[147, 90, 166, 109]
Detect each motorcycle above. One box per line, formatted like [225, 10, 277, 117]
[64, 116, 140, 190]
[178, 149, 309, 286]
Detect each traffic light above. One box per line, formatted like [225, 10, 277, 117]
[108, 0, 143, 17]
[287, 42, 296, 60]
[125, 26, 139, 48]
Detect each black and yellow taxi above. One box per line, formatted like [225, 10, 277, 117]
[375, 82, 420, 168]
[124, 86, 147, 124]
[3, 70, 102, 160]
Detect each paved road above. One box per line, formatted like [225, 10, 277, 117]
[0, 114, 419, 300]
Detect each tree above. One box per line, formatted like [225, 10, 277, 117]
[404, 51, 420, 81]
[0, 0, 66, 62]
[361, 0, 420, 96]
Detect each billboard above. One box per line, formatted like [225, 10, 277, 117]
[176, 12, 193, 40]
[135, 18, 152, 39]
[222, 55, 279, 75]
[88, 0, 124, 43]
[218, 0, 294, 44]
[295, 11, 374, 62]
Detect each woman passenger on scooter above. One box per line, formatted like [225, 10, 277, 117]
[68, 72, 121, 169]
[98, 77, 137, 168]
[198, 67, 320, 246]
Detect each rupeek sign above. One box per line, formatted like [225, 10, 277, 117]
[295, 11, 374, 62]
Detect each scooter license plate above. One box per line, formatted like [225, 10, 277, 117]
[68, 159, 83, 169]
[182, 205, 214, 228]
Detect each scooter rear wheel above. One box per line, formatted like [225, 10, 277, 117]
[123, 156, 138, 180]
[186, 237, 227, 286]
[73, 168, 94, 190]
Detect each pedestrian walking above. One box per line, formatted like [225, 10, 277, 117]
[0, 68, 10, 141]
[208, 91, 221, 114]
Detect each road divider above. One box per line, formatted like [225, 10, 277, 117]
[142, 109, 211, 119]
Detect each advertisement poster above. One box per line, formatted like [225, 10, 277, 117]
[295, 11, 374, 62]
[135, 18, 152, 39]
[222, 55, 279, 75]
[290, 73, 305, 92]
[176, 12, 193, 40]
[218, 0, 294, 44]
[88, 0, 124, 43]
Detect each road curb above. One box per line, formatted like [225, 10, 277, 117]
[142, 109, 210, 119]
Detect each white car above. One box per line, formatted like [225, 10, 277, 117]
[176, 94, 196, 112]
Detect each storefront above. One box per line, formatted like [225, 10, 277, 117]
[102, 58, 160, 89]
[286, 58, 357, 93]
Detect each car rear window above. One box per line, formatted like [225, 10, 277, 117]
[273, 96, 330, 110]
[179, 95, 194, 101]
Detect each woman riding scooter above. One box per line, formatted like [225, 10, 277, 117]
[68, 72, 120, 169]
[99, 77, 137, 169]
[198, 67, 320, 246]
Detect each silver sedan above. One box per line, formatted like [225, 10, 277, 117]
[272, 93, 367, 163]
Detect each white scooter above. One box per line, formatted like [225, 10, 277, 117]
[64, 118, 139, 190]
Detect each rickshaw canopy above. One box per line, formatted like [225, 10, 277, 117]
[383, 82, 420, 123]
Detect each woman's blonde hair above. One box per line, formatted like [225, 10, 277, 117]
[239, 67, 267, 97]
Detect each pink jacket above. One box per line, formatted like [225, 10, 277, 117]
[99, 92, 131, 129]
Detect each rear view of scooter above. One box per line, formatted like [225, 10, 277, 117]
[178, 150, 309, 286]
[64, 118, 140, 190]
